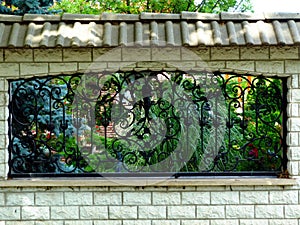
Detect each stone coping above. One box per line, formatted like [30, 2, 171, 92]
[0, 178, 296, 187]
[1, 12, 300, 22]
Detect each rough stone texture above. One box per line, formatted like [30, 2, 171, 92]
[0, 36, 300, 225]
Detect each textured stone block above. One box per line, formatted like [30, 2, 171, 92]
[138, 206, 166, 219]
[0, 63, 19, 77]
[226, 60, 255, 71]
[93, 48, 121, 62]
[182, 192, 210, 204]
[181, 220, 209, 225]
[35, 192, 64, 206]
[94, 192, 122, 205]
[80, 206, 108, 219]
[211, 47, 239, 60]
[168, 206, 196, 219]
[240, 47, 269, 60]
[34, 49, 62, 62]
[152, 192, 180, 205]
[285, 205, 300, 218]
[123, 220, 151, 225]
[63, 48, 92, 62]
[269, 190, 298, 204]
[255, 205, 284, 218]
[0, 207, 20, 220]
[6, 193, 34, 206]
[5, 49, 33, 62]
[122, 47, 151, 61]
[109, 206, 137, 219]
[197, 206, 225, 219]
[187, 48, 210, 60]
[50, 206, 79, 220]
[211, 191, 239, 204]
[270, 46, 299, 59]
[64, 192, 93, 205]
[49, 63, 77, 73]
[285, 60, 300, 73]
[21, 206, 49, 220]
[210, 220, 239, 225]
[20, 63, 48, 75]
[240, 191, 268, 204]
[152, 220, 180, 225]
[151, 47, 181, 61]
[255, 61, 284, 74]
[226, 205, 254, 218]
[94, 221, 122, 225]
[240, 219, 268, 225]
[123, 192, 151, 205]
[269, 219, 298, 225]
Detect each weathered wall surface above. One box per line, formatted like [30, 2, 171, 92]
[0, 46, 299, 224]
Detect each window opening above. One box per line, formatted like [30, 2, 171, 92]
[8, 71, 287, 178]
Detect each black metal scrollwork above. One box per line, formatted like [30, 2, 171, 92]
[8, 71, 286, 177]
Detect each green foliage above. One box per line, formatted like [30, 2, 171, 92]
[0, 0, 61, 15]
[52, 0, 253, 14]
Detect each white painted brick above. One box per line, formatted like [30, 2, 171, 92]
[211, 47, 239, 60]
[240, 219, 268, 225]
[5, 192, 34, 206]
[269, 190, 298, 204]
[107, 61, 136, 69]
[288, 103, 300, 117]
[152, 47, 181, 61]
[34, 49, 62, 62]
[123, 220, 151, 225]
[0, 63, 19, 77]
[287, 133, 300, 146]
[205, 61, 226, 70]
[64, 192, 93, 205]
[210, 220, 238, 225]
[197, 206, 225, 219]
[63, 48, 92, 62]
[21, 206, 49, 220]
[182, 192, 210, 204]
[226, 205, 254, 218]
[255, 205, 284, 218]
[211, 191, 239, 204]
[20, 63, 48, 75]
[270, 46, 299, 59]
[226, 61, 255, 71]
[291, 74, 299, 88]
[5, 49, 33, 62]
[153, 192, 180, 205]
[181, 220, 209, 225]
[152, 220, 180, 225]
[109, 206, 137, 219]
[35, 192, 64, 206]
[138, 206, 166, 219]
[240, 47, 269, 60]
[285, 205, 300, 218]
[0, 207, 20, 220]
[123, 192, 151, 205]
[80, 62, 107, 71]
[240, 191, 268, 204]
[50, 206, 79, 219]
[255, 61, 284, 74]
[94, 221, 121, 225]
[269, 219, 298, 225]
[122, 47, 151, 61]
[167, 206, 196, 219]
[94, 192, 122, 205]
[80, 206, 108, 219]
[49, 62, 77, 73]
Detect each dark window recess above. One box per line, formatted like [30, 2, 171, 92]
[8, 71, 287, 178]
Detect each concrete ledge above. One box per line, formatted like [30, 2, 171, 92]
[0, 178, 296, 187]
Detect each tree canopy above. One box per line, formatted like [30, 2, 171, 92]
[0, 0, 253, 15]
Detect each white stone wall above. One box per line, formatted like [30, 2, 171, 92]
[0, 46, 299, 224]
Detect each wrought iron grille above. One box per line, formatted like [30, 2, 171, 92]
[8, 71, 287, 177]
